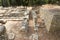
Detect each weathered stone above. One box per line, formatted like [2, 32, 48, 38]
[30, 33, 38, 40]
[0, 7, 29, 21]
[0, 25, 5, 35]
[40, 7, 60, 32]
[0, 10, 7, 13]
[8, 32, 15, 40]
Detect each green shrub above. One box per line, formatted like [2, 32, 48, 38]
[1, 0, 10, 7]
[0, 0, 60, 7]
[9, 0, 17, 6]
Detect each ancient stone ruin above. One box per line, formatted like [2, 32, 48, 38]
[0, 6, 40, 40]
[40, 5, 60, 32]
[0, 5, 60, 40]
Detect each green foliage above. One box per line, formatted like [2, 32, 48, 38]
[9, 0, 17, 6]
[0, 0, 1, 6]
[1, 0, 10, 7]
[44, 0, 49, 4]
[0, 0, 60, 7]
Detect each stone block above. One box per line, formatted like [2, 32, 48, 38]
[40, 7, 60, 32]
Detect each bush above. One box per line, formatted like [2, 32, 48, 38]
[0, 0, 60, 7]
[1, 0, 10, 7]
[9, 0, 17, 6]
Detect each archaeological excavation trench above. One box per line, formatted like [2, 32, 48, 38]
[0, 6, 60, 40]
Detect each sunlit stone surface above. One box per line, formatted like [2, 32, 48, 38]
[40, 7, 60, 32]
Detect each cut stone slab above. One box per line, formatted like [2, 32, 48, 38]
[0, 10, 7, 13]
[40, 7, 60, 32]
[0, 10, 7, 16]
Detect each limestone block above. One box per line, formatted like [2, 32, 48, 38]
[40, 7, 60, 32]
[0, 10, 7, 13]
